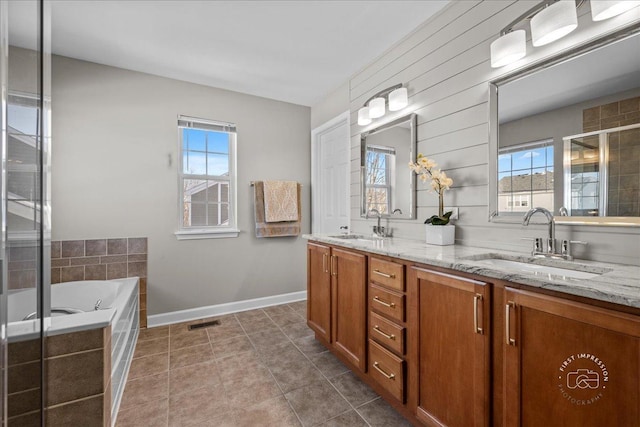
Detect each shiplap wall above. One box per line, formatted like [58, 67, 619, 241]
[347, 0, 640, 265]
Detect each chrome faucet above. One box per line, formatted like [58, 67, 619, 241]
[522, 207, 588, 260]
[522, 207, 556, 256]
[366, 209, 386, 237]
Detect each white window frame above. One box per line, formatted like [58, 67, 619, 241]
[175, 115, 239, 240]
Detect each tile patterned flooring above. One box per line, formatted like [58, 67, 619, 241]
[116, 301, 411, 427]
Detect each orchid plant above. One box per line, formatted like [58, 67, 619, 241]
[408, 153, 454, 225]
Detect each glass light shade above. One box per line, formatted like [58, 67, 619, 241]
[531, 1, 578, 47]
[357, 107, 371, 126]
[490, 30, 526, 68]
[388, 87, 408, 111]
[591, 0, 640, 21]
[368, 97, 386, 118]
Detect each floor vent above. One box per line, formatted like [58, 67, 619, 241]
[188, 319, 221, 330]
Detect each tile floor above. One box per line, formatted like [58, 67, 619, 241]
[115, 300, 411, 427]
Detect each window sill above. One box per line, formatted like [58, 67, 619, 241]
[174, 229, 240, 240]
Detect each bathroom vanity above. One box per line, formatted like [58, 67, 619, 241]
[305, 235, 640, 427]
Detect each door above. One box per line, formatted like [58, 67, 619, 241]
[504, 287, 640, 426]
[331, 247, 366, 371]
[307, 243, 331, 342]
[312, 111, 350, 234]
[412, 267, 490, 427]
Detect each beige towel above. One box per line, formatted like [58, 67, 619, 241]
[254, 181, 301, 238]
[263, 180, 299, 222]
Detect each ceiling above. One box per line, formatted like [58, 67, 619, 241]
[9, 1, 449, 107]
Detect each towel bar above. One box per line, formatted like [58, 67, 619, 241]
[250, 181, 302, 187]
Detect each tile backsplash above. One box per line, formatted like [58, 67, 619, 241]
[51, 237, 148, 328]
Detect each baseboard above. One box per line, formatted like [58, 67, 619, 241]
[147, 290, 307, 328]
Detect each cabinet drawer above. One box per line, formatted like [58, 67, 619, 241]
[370, 258, 404, 291]
[369, 284, 405, 323]
[369, 340, 405, 402]
[370, 312, 405, 355]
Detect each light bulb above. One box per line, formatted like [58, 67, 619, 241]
[388, 87, 408, 111]
[368, 97, 386, 119]
[357, 107, 371, 126]
[531, 1, 578, 47]
[490, 30, 526, 68]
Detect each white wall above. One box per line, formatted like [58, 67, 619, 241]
[314, 0, 640, 265]
[52, 56, 311, 315]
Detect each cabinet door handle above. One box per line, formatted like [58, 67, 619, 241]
[505, 301, 516, 346]
[373, 362, 395, 380]
[373, 296, 395, 308]
[373, 325, 396, 340]
[373, 270, 395, 279]
[322, 253, 328, 274]
[331, 255, 337, 277]
[474, 294, 483, 334]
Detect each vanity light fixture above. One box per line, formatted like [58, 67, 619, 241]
[531, 0, 578, 46]
[490, 0, 639, 68]
[357, 83, 408, 126]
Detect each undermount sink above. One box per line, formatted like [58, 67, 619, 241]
[463, 254, 611, 280]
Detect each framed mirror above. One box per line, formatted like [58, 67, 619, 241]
[489, 27, 640, 226]
[360, 113, 416, 219]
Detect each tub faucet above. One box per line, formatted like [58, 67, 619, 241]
[522, 207, 556, 256]
[94, 299, 102, 311]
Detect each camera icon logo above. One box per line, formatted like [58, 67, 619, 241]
[566, 369, 600, 389]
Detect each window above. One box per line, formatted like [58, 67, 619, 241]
[364, 145, 395, 214]
[498, 139, 554, 214]
[176, 116, 238, 239]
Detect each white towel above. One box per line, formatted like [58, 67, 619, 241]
[263, 180, 299, 222]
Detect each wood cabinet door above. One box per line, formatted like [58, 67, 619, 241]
[307, 243, 331, 342]
[331, 247, 367, 371]
[504, 287, 640, 427]
[412, 267, 490, 427]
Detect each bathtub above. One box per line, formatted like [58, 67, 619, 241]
[6, 278, 139, 424]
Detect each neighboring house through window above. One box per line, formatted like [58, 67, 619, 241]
[498, 139, 554, 214]
[176, 116, 238, 239]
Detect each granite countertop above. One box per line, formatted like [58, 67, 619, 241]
[303, 234, 640, 310]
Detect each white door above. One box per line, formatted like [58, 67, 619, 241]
[312, 111, 350, 234]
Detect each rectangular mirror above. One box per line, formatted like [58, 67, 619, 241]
[361, 113, 416, 219]
[489, 28, 640, 226]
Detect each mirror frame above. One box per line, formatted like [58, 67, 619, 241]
[360, 113, 417, 220]
[488, 25, 640, 227]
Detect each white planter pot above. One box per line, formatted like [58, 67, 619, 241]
[425, 224, 455, 245]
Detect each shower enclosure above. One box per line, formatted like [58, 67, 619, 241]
[1, 0, 51, 424]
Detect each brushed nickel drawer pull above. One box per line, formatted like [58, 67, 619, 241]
[373, 269, 395, 279]
[373, 325, 396, 340]
[331, 255, 337, 277]
[506, 301, 516, 346]
[373, 296, 395, 308]
[322, 253, 328, 274]
[474, 294, 483, 334]
[373, 362, 395, 380]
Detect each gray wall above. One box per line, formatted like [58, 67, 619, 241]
[52, 55, 311, 315]
[310, 81, 349, 130]
[310, 1, 640, 265]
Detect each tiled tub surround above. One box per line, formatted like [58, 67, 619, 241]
[115, 302, 408, 427]
[6, 277, 139, 426]
[51, 237, 148, 327]
[304, 235, 640, 309]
